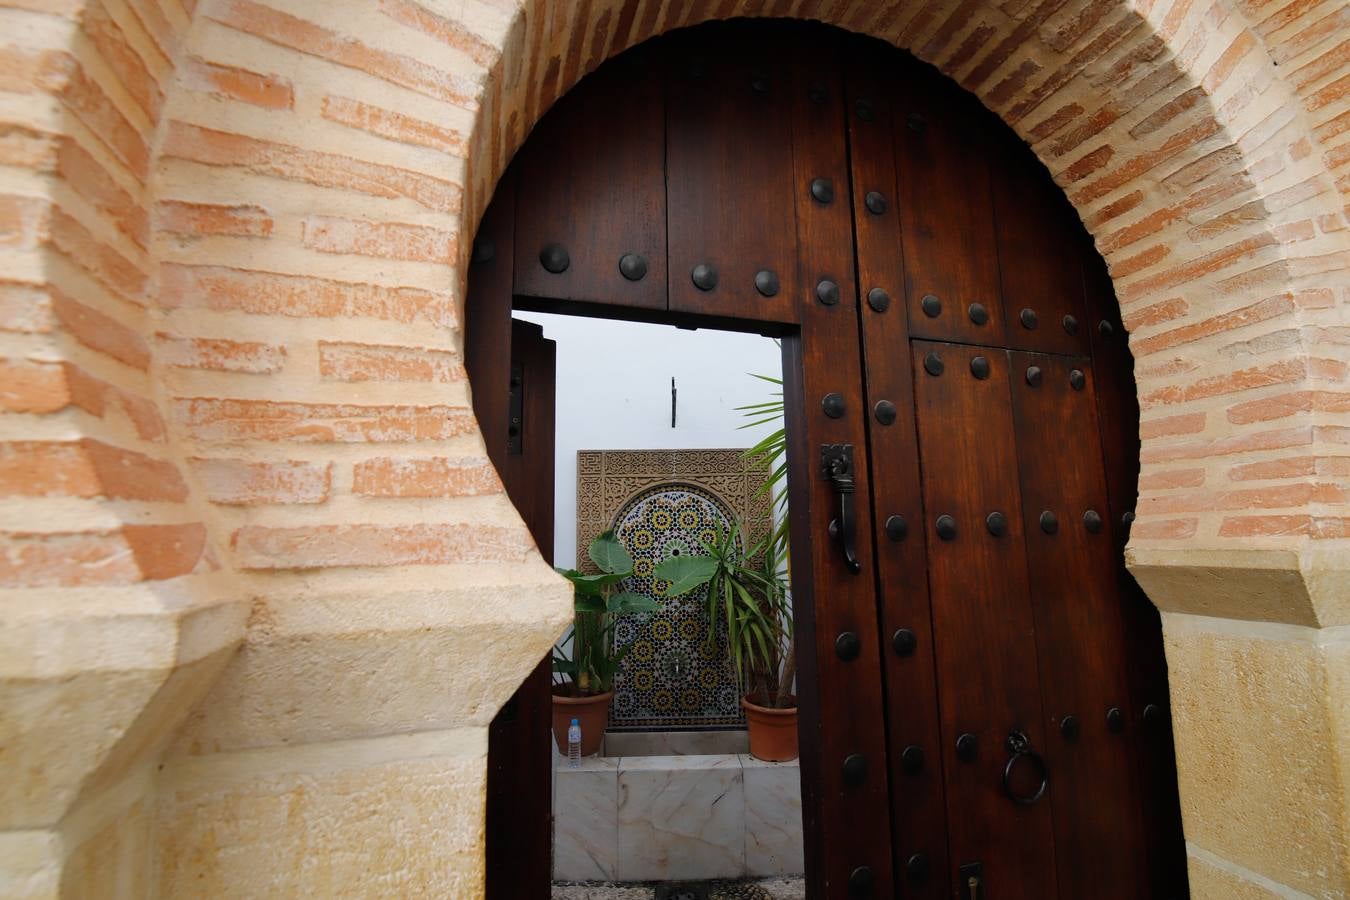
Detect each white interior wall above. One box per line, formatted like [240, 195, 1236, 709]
[512, 311, 784, 570]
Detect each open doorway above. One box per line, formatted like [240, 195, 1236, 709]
[513, 312, 804, 892]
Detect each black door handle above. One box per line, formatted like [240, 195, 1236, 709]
[822, 443, 862, 574]
[1002, 730, 1049, 806]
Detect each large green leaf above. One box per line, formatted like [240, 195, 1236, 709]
[654, 555, 718, 597]
[607, 591, 662, 614]
[588, 530, 634, 575]
[561, 570, 628, 592]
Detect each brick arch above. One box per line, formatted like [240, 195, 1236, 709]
[465, 0, 1347, 568]
[0, 0, 1345, 896]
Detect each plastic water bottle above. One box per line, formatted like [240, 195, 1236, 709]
[567, 718, 582, 768]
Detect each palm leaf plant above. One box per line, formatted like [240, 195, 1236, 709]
[553, 529, 662, 696]
[736, 373, 789, 560]
[653, 520, 794, 708]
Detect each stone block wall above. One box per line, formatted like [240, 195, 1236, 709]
[0, 0, 1345, 896]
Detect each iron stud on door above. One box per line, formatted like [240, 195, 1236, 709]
[907, 853, 930, 884]
[985, 511, 1007, 536]
[755, 269, 780, 296]
[901, 745, 925, 775]
[822, 393, 846, 418]
[691, 263, 718, 291]
[539, 242, 569, 273]
[1059, 715, 1080, 741]
[885, 514, 907, 541]
[618, 253, 648, 281]
[935, 515, 957, 540]
[849, 865, 874, 896]
[817, 279, 840, 306]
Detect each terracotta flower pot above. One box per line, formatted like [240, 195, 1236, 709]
[742, 694, 799, 762]
[551, 687, 613, 757]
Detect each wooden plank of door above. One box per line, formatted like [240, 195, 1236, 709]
[514, 49, 667, 312]
[991, 144, 1092, 357]
[845, 44, 952, 900]
[665, 23, 802, 326]
[780, 33, 895, 899]
[909, 339, 1057, 899]
[1083, 250, 1191, 895]
[470, 176, 557, 899]
[467, 170, 516, 466]
[891, 66, 1006, 348]
[1007, 349, 1148, 899]
[506, 319, 557, 562]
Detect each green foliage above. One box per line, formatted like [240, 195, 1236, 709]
[653, 521, 794, 708]
[553, 530, 661, 696]
[736, 374, 789, 560]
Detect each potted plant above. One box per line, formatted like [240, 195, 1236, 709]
[654, 522, 797, 761]
[552, 529, 661, 757]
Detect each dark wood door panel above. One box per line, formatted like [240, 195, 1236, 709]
[471, 176, 556, 899]
[891, 68, 1006, 348]
[514, 50, 667, 311]
[993, 145, 1092, 357]
[909, 339, 1056, 898]
[1083, 252, 1191, 896]
[505, 319, 557, 551]
[1007, 350, 1146, 899]
[846, 49, 951, 900]
[783, 35, 895, 897]
[665, 26, 803, 325]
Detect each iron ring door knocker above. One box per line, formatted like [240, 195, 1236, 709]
[1002, 730, 1049, 806]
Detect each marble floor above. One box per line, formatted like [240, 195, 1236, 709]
[551, 877, 806, 900]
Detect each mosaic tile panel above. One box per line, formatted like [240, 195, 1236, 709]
[576, 450, 772, 731]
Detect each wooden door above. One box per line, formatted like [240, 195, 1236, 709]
[473, 22, 1186, 898]
[482, 320, 556, 899]
[846, 40, 1184, 898]
[470, 171, 560, 898]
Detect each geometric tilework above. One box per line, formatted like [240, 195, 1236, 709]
[575, 450, 772, 731]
